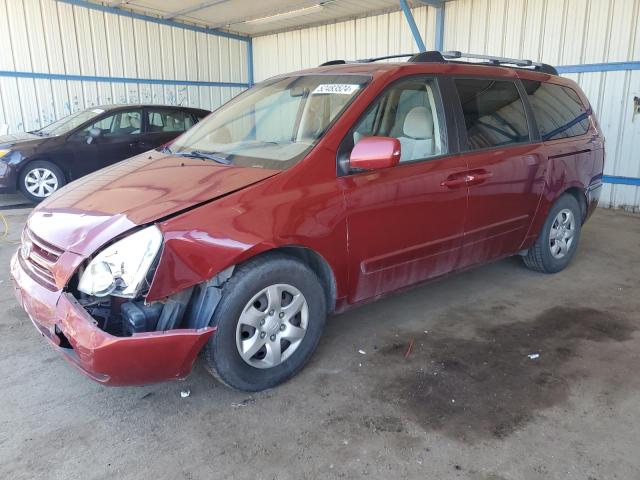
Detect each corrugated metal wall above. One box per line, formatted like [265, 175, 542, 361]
[253, 0, 640, 210]
[0, 0, 249, 134]
[253, 6, 438, 80]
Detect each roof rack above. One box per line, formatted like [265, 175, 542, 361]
[319, 50, 558, 75]
[439, 51, 558, 75]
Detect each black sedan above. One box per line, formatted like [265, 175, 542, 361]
[0, 104, 210, 202]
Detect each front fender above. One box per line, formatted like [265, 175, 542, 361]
[145, 171, 348, 302]
[146, 229, 273, 302]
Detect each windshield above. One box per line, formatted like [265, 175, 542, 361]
[168, 74, 370, 169]
[38, 108, 105, 136]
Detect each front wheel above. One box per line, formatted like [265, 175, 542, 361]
[19, 160, 66, 202]
[523, 193, 582, 273]
[204, 253, 327, 391]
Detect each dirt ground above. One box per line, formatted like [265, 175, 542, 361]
[0, 198, 638, 480]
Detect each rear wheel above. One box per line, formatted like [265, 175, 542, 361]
[19, 160, 65, 203]
[523, 193, 582, 273]
[204, 253, 326, 391]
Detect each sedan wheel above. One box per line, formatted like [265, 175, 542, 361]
[24, 167, 59, 198]
[19, 161, 66, 203]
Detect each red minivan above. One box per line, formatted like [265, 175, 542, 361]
[11, 52, 604, 391]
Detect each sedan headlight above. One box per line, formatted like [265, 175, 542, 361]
[0, 149, 11, 159]
[78, 226, 163, 298]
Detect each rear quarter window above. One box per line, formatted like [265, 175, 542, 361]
[520, 80, 590, 140]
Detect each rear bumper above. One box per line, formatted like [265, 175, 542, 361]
[11, 252, 214, 386]
[585, 179, 602, 222]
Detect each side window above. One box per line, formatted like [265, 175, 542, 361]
[81, 110, 143, 138]
[347, 77, 447, 164]
[454, 79, 529, 150]
[520, 80, 590, 140]
[146, 109, 194, 133]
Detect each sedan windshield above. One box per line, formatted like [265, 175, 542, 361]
[38, 108, 105, 136]
[168, 75, 370, 170]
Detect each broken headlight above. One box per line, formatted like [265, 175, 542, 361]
[77, 226, 163, 298]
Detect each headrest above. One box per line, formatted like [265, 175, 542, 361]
[403, 106, 434, 139]
[129, 115, 141, 129]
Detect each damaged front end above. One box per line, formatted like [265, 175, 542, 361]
[74, 263, 232, 341]
[12, 222, 232, 386]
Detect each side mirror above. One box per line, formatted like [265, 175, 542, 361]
[86, 128, 102, 144]
[349, 136, 401, 171]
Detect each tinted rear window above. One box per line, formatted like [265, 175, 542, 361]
[520, 80, 590, 140]
[454, 79, 530, 150]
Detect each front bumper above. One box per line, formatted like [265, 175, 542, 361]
[0, 159, 18, 193]
[11, 253, 214, 386]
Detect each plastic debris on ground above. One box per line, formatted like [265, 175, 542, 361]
[231, 397, 255, 408]
[180, 389, 191, 398]
[404, 339, 414, 359]
[528, 353, 540, 360]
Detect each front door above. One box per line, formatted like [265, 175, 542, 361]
[449, 78, 546, 268]
[72, 109, 147, 175]
[338, 76, 468, 304]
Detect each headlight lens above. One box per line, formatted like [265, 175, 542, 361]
[0, 149, 11, 159]
[78, 226, 163, 298]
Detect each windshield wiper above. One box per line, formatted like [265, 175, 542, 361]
[173, 150, 232, 165]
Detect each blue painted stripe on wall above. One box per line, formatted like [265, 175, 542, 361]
[557, 61, 640, 73]
[603, 175, 640, 186]
[57, 0, 250, 43]
[0, 70, 249, 88]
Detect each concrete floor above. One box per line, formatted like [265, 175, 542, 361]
[0, 204, 638, 480]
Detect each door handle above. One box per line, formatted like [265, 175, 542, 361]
[441, 174, 469, 189]
[465, 169, 493, 186]
[441, 170, 493, 189]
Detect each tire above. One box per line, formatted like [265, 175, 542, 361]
[204, 253, 327, 391]
[523, 193, 582, 273]
[18, 160, 66, 203]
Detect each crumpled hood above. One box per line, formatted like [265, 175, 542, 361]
[28, 150, 279, 256]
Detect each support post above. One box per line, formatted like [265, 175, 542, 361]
[435, 4, 445, 51]
[247, 37, 254, 86]
[399, 0, 426, 52]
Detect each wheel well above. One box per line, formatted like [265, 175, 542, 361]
[563, 187, 588, 223]
[265, 246, 337, 313]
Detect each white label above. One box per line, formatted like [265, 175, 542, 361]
[312, 84, 360, 95]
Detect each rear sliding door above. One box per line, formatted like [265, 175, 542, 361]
[448, 77, 547, 268]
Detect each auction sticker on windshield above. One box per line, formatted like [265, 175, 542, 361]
[312, 84, 360, 95]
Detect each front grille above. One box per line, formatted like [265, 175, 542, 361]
[20, 227, 65, 290]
